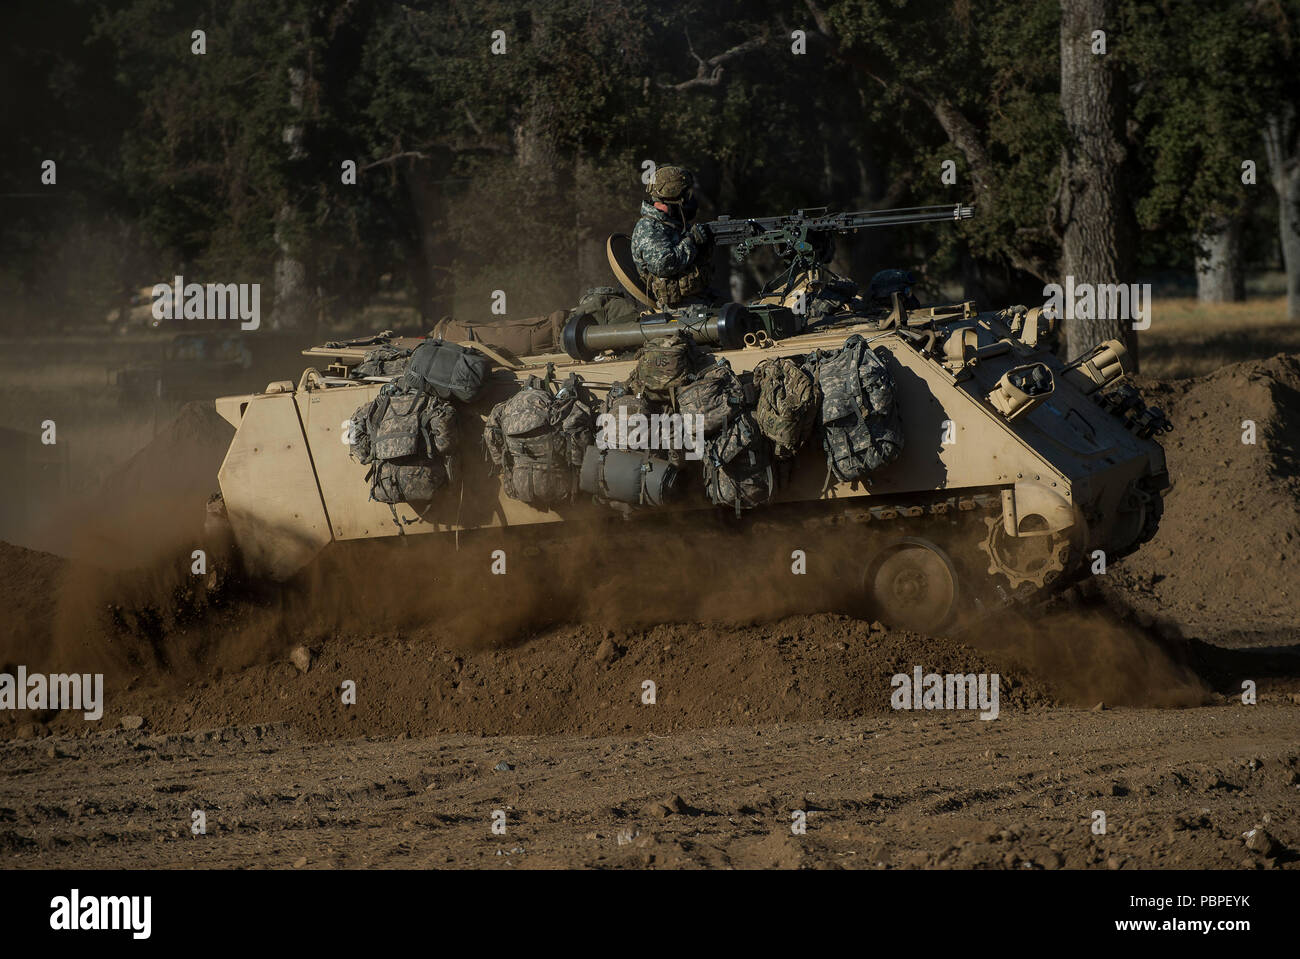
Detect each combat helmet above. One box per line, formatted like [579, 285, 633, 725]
[647, 164, 699, 224]
[647, 164, 693, 204]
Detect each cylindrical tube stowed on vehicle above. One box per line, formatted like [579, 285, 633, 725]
[561, 303, 759, 360]
[579, 446, 681, 506]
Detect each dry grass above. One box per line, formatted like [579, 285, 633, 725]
[1139, 295, 1300, 379]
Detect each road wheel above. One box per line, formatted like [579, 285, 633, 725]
[863, 536, 960, 632]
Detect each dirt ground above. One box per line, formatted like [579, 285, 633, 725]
[1, 338, 1298, 870]
[4, 706, 1296, 869]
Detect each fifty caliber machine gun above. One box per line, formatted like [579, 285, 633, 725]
[704, 202, 974, 271]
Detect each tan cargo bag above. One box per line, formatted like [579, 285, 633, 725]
[433, 310, 566, 357]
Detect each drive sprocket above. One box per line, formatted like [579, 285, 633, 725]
[980, 515, 1072, 592]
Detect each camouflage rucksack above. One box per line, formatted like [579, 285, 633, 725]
[600, 381, 654, 446]
[484, 375, 594, 508]
[702, 411, 775, 515]
[351, 344, 413, 379]
[673, 358, 750, 438]
[752, 356, 818, 459]
[810, 334, 904, 483]
[348, 385, 458, 527]
[347, 399, 379, 465]
[604, 380, 651, 414]
[600, 379, 698, 466]
[627, 330, 711, 401]
[574, 287, 642, 327]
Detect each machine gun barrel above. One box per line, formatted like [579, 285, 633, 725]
[704, 203, 973, 258]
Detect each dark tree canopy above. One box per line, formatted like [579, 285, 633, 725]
[2, 0, 1297, 344]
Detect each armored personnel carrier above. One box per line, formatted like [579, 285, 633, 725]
[209, 204, 1171, 631]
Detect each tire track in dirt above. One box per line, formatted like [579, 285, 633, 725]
[2, 706, 1295, 869]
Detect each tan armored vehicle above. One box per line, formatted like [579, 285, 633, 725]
[211, 204, 1171, 630]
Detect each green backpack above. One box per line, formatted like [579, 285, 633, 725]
[702, 411, 775, 515]
[752, 355, 818, 459]
[673, 358, 751, 438]
[348, 385, 458, 528]
[401, 338, 493, 403]
[484, 375, 594, 508]
[574, 286, 642, 327]
[627, 330, 711, 401]
[810, 334, 904, 483]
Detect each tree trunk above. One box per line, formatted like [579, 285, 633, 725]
[1057, 0, 1138, 365]
[405, 159, 453, 324]
[271, 205, 310, 331]
[1195, 215, 1245, 303]
[1263, 103, 1300, 321]
[271, 61, 311, 331]
[512, 16, 577, 305]
[574, 153, 606, 295]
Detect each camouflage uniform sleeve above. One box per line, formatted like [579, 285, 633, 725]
[631, 218, 698, 277]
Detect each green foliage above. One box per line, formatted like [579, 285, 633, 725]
[1, 0, 1296, 332]
[1125, 1, 1276, 245]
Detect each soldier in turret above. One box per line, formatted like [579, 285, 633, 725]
[631, 164, 717, 308]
